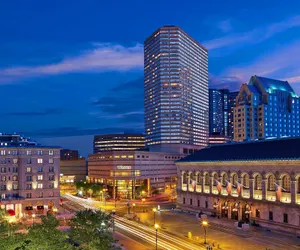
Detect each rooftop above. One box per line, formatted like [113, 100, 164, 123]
[178, 137, 300, 163]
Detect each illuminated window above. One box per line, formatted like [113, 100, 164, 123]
[37, 159, 43, 164]
[37, 183, 43, 189]
[26, 167, 32, 173]
[49, 158, 54, 164]
[49, 150, 54, 155]
[37, 175, 43, 181]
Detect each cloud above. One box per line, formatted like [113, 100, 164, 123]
[223, 41, 300, 84]
[209, 74, 244, 91]
[217, 20, 233, 33]
[4, 108, 65, 116]
[204, 15, 300, 50]
[91, 77, 144, 124]
[0, 43, 144, 83]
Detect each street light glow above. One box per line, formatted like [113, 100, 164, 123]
[153, 208, 157, 212]
[202, 220, 208, 226]
[154, 223, 159, 229]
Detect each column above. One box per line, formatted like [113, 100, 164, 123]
[262, 179, 267, 201]
[210, 176, 213, 194]
[201, 176, 205, 193]
[187, 174, 190, 192]
[249, 178, 254, 199]
[179, 172, 182, 190]
[291, 181, 296, 204]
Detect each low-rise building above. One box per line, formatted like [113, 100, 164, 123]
[88, 151, 183, 199]
[0, 140, 60, 217]
[176, 138, 300, 234]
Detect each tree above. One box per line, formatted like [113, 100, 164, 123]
[69, 209, 120, 250]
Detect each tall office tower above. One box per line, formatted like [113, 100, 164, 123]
[144, 26, 209, 155]
[209, 89, 238, 139]
[234, 75, 300, 142]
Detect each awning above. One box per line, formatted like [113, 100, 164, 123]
[7, 209, 15, 216]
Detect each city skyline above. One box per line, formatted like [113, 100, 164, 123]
[1, 1, 300, 155]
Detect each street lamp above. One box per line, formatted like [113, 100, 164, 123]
[133, 203, 136, 214]
[32, 214, 36, 226]
[154, 223, 159, 250]
[201, 219, 208, 244]
[142, 198, 146, 212]
[153, 208, 157, 225]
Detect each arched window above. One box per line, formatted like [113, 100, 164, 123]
[282, 175, 291, 192]
[267, 175, 275, 191]
[232, 173, 238, 186]
[213, 173, 218, 186]
[242, 174, 250, 188]
[204, 173, 210, 185]
[190, 172, 195, 182]
[254, 174, 262, 190]
[196, 173, 201, 185]
[182, 172, 187, 184]
[222, 173, 228, 186]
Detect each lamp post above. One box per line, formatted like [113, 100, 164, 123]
[201, 219, 208, 244]
[142, 198, 145, 212]
[133, 203, 136, 214]
[154, 223, 159, 250]
[153, 208, 157, 225]
[32, 214, 36, 226]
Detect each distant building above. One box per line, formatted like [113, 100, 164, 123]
[234, 76, 300, 141]
[208, 132, 228, 145]
[0, 136, 60, 216]
[177, 137, 300, 234]
[144, 25, 209, 154]
[60, 149, 79, 161]
[60, 149, 86, 183]
[88, 151, 183, 199]
[93, 133, 145, 154]
[209, 89, 238, 139]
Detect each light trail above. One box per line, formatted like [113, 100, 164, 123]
[63, 194, 205, 250]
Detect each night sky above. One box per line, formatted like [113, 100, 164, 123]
[1, 0, 300, 156]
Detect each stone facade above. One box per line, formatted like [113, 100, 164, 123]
[177, 160, 300, 235]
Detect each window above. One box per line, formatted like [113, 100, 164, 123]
[27, 158, 31, 164]
[283, 213, 288, 223]
[26, 167, 32, 173]
[49, 150, 54, 156]
[183, 198, 185, 204]
[49, 183, 55, 188]
[37, 150, 43, 155]
[13, 159, 18, 164]
[26, 193, 32, 198]
[198, 200, 200, 207]
[254, 174, 262, 190]
[37, 167, 43, 173]
[26, 150, 31, 155]
[13, 184, 18, 190]
[0, 167, 6, 173]
[37, 175, 43, 181]
[0, 150, 5, 156]
[26, 176, 32, 181]
[190, 199, 193, 205]
[49, 158, 54, 164]
[1, 185, 6, 190]
[205, 201, 208, 208]
[49, 175, 55, 181]
[12, 176, 18, 181]
[269, 211, 273, 221]
[49, 166, 54, 173]
[26, 184, 32, 190]
[1, 176, 6, 181]
[268, 175, 275, 191]
[256, 209, 260, 218]
[38, 192, 43, 198]
[37, 158, 43, 164]
[37, 183, 43, 189]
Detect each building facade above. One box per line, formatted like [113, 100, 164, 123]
[60, 149, 79, 161]
[144, 25, 209, 154]
[0, 145, 60, 217]
[60, 158, 86, 183]
[208, 132, 228, 145]
[234, 75, 300, 142]
[176, 138, 300, 234]
[209, 89, 238, 139]
[93, 133, 145, 154]
[88, 151, 182, 199]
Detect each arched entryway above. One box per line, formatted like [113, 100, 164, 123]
[231, 202, 239, 220]
[221, 201, 229, 218]
[242, 204, 251, 223]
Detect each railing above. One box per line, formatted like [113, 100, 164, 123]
[196, 185, 202, 193]
[280, 192, 291, 203]
[231, 188, 238, 197]
[204, 185, 210, 193]
[242, 189, 250, 198]
[266, 191, 276, 201]
[221, 189, 228, 196]
[182, 184, 187, 191]
[253, 190, 262, 200]
[212, 186, 218, 195]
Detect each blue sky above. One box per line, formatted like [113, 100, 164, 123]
[1, 0, 300, 156]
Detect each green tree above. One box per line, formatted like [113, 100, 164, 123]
[0, 208, 9, 235]
[69, 209, 120, 250]
[24, 214, 73, 250]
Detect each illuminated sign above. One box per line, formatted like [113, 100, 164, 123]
[117, 165, 132, 170]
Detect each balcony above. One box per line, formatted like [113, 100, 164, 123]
[280, 192, 291, 203]
[253, 190, 262, 200]
[266, 191, 276, 201]
[196, 185, 201, 193]
[221, 189, 228, 196]
[212, 186, 218, 195]
[204, 185, 210, 194]
[231, 188, 238, 197]
[182, 183, 187, 191]
[242, 189, 250, 198]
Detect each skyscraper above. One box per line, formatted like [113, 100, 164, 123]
[209, 89, 238, 139]
[234, 75, 300, 141]
[144, 26, 209, 154]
